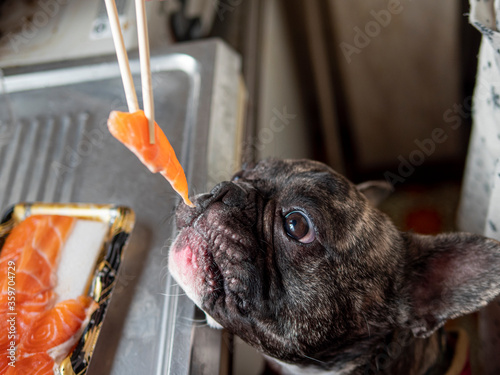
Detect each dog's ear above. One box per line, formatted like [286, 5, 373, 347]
[356, 181, 393, 206]
[405, 232, 500, 338]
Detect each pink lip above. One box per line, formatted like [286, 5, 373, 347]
[170, 227, 209, 291]
[170, 226, 225, 303]
[171, 241, 199, 285]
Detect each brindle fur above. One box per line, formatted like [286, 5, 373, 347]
[170, 159, 500, 374]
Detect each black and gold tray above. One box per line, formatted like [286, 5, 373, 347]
[0, 202, 135, 375]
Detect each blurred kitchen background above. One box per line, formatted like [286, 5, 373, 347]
[0, 0, 491, 374]
[0, 0, 478, 178]
[210, 0, 476, 181]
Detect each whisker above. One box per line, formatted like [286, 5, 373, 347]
[179, 317, 207, 323]
[176, 320, 209, 328]
[303, 354, 326, 365]
[174, 315, 210, 328]
[362, 313, 371, 337]
[157, 291, 187, 297]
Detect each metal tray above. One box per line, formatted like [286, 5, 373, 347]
[0, 202, 135, 374]
[0, 39, 243, 374]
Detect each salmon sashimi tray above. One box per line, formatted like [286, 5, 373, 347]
[0, 203, 135, 375]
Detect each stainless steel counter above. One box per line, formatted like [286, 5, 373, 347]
[0, 39, 244, 374]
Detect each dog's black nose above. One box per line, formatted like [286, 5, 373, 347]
[176, 181, 251, 229]
[208, 181, 247, 209]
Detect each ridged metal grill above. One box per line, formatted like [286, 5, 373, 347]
[0, 113, 90, 211]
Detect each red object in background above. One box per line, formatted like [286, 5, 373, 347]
[461, 354, 472, 375]
[405, 208, 443, 234]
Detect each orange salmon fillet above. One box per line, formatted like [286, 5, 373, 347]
[0, 216, 39, 269]
[19, 296, 97, 358]
[0, 311, 13, 351]
[6, 216, 75, 304]
[17, 291, 56, 338]
[0, 215, 97, 373]
[5, 352, 55, 375]
[107, 110, 194, 207]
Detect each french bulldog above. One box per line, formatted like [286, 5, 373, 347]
[168, 159, 500, 375]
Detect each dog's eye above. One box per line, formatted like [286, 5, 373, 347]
[231, 170, 244, 181]
[284, 211, 315, 243]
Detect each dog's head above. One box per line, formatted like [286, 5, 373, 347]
[169, 159, 500, 369]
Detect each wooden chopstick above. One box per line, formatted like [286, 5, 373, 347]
[105, 0, 156, 144]
[135, 0, 155, 144]
[104, 0, 139, 113]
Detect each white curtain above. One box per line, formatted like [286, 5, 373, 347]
[458, 1, 500, 374]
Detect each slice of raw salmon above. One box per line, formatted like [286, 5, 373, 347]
[19, 296, 97, 360]
[0, 216, 40, 271]
[107, 110, 194, 206]
[11, 216, 75, 304]
[0, 307, 15, 353]
[0, 217, 46, 307]
[0, 353, 11, 374]
[0, 291, 56, 357]
[0, 215, 97, 373]
[17, 291, 56, 337]
[5, 352, 55, 375]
